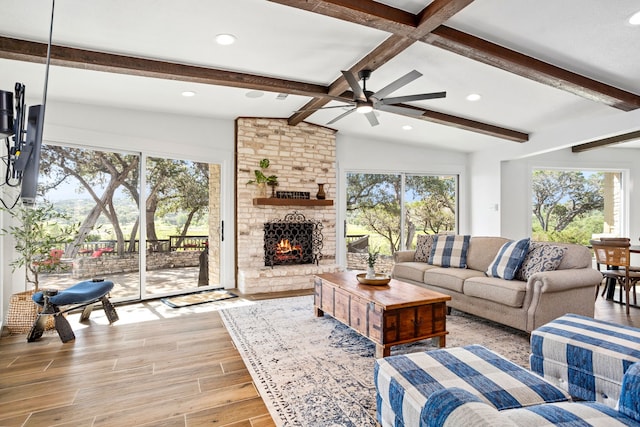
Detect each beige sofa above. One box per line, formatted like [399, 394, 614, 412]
[391, 236, 603, 332]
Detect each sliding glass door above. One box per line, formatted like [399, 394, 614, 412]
[345, 172, 457, 270]
[144, 157, 218, 297]
[38, 144, 142, 300]
[36, 143, 222, 301]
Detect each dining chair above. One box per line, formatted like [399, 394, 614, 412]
[590, 239, 639, 315]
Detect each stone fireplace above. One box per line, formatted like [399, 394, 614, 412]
[235, 118, 341, 294]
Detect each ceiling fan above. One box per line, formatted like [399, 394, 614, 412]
[304, 69, 446, 127]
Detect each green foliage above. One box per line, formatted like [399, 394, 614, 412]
[346, 173, 456, 254]
[532, 170, 604, 233]
[1, 203, 78, 290]
[247, 158, 278, 185]
[367, 248, 379, 268]
[532, 212, 604, 245]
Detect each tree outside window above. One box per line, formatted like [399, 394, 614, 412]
[531, 169, 621, 244]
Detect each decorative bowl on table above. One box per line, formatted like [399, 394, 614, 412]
[356, 273, 391, 286]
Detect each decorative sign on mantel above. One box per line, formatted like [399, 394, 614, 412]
[253, 198, 333, 206]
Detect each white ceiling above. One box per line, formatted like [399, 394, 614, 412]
[1, 0, 639, 152]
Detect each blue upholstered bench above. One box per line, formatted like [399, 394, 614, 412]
[374, 344, 571, 427]
[530, 313, 640, 408]
[27, 279, 119, 343]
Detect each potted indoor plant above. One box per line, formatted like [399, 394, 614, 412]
[366, 248, 379, 279]
[247, 158, 278, 197]
[2, 202, 77, 333]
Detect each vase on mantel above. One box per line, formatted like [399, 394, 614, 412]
[316, 183, 326, 200]
[257, 182, 267, 198]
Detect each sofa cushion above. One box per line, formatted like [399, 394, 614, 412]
[466, 236, 512, 272]
[429, 235, 470, 268]
[393, 262, 438, 283]
[415, 234, 438, 262]
[557, 243, 592, 270]
[516, 242, 567, 281]
[463, 277, 527, 307]
[424, 267, 485, 293]
[486, 238, 530, 280]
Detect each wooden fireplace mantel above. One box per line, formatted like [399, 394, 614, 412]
[253, 198, 334, 206]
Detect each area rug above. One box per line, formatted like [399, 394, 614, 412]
[161, 289, 237, 308]
[220, 295, 530, 427]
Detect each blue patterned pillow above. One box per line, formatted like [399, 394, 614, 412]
[429, 235, 470, 268]
[414, 234, 438, 262]
[486, 238, 530, 280]
[516, 242, 567, 281]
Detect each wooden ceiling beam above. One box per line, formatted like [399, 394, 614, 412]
[0, 35, 526, 142]
[572, 130, 640, 152]
[276, 0, 527, 142]
[271, 0, 640, 112]
[266, 0, 417, 34]
[423, 26, 640, 112]
[0, 36, 330, 98]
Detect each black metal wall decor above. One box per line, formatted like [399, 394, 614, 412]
[264, 211, 323, 267]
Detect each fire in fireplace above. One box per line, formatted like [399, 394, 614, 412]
[264, 212, 323, 267]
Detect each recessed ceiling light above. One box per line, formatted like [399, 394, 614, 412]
[466, 93, 482, 101]
[402, 125, 413, 131]
[246, 90, 264, 98]
[629, 10, 640, 25]
[181, 91, 196, 97]
[215, 33, 236, 45]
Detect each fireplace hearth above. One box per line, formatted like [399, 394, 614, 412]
[264, 212, 323, 267]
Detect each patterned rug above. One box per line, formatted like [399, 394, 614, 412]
[220, 295, 530, 427]
[161, 288, 237, 308]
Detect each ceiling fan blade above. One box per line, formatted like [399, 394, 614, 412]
[377, 104, 425, 117]
[380, 91, 446, 105]
[327, 107, 356, 125]
[371, 70, 422, 100]
[341, 70, 366, 101]
[365, 111, 379, 127]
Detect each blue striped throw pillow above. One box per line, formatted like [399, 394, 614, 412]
[429, 235, 470, 268]
[486, 238, 530, 280]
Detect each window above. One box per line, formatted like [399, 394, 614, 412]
[531, 169, 623, 244]
[345, 172, 458, 269]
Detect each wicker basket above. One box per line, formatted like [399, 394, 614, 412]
[6, 290, 54, 334]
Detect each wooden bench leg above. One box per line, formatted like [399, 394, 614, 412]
[55, 314, 76, 343]
[79, 304, 94, 322]
[101, 296, 119, 324]
[27, 314, 47, 342]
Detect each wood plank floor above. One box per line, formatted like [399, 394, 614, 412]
[0, 288, 637, 427]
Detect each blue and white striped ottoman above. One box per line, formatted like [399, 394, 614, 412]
[374, 344, 570, 427]
[530, 313, 640, 409]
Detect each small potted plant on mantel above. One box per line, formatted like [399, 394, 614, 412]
[1, 202, 77, 334]
[247, 158, 278, 198]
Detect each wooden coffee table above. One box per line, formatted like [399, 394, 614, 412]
[314, 272, 451, 358]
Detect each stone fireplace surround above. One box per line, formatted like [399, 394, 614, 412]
[235, 118, 341, 294]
